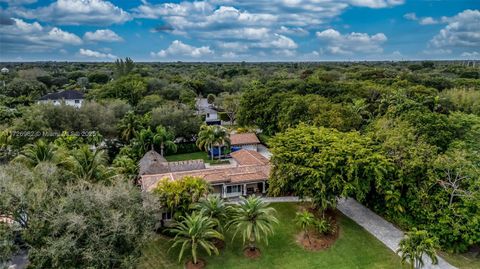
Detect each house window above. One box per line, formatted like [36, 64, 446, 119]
[162, 211, 172, 220]
[226, 185, 241, 193]
[206, 113, 210, 118]
[75, 99, 80, 103]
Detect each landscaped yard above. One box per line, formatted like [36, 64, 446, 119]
[165, 151, 230, 165]
[138, 203, 405, 269]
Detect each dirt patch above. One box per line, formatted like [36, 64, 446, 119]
[296, 229, 338, 251]
[243, 248, 261, 259]
[295, 204, 340, 251]
[185, 259, 206, 269]
[213, 238, 225, 250]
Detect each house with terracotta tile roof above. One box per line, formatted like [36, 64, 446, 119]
[230, 133, 261, 152]
[140, 149, 270, 198]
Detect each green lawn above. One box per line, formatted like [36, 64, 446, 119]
[165, 152, 230, 165]
[440, 251, 480, 269]
[138, 203, 405, 269]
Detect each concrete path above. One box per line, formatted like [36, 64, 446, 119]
[337, 198, 456, 269]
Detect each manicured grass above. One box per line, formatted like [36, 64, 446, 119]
[440, 251, 480, 269]
[165, 151, 230, 165]
[138, 203, 405, 269]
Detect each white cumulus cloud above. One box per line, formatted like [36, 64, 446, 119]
[13, 0, 131, 26]
[78, 48, 116, 59]
[430, 9, 480, 49]
[84, 29, 123, 42]
[0, 18, 82, 52]
[151, 40, 214, 58]
[316, 28, 387, 54]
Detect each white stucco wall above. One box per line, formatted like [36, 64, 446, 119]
[38, 99, 83, 108]
[206, 111, 218, 121]
[238, 144, 258, 151]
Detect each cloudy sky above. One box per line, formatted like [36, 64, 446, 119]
[0, 0, 478, 61]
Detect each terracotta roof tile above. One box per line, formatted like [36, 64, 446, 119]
[231, 149, 269, 166]
[230, 133, 260, 145]
[141, 163, 271, 191]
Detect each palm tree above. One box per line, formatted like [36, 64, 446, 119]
[169, 211, 224, 265]
[397, 228, 438, 269]
[67, 145, 111, 183]
[228, 196, 278, 253]
[132, 127, 154, 157]
[117, 111, 143, 142]
[196, 125, 216, 160]
[193, 195, 230, 231]
[294, 210, 316, 246]
[153, 125, 177, 156]
[213, 126, 230, 159]
[14, 139, 57, 167]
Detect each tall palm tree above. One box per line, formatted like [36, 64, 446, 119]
[294, 210, 316, 246]
[132, 127, 154, 157]
[117, 111, 143, 142]
[397, 228, 438, 269]
[196, 125, 216, 160]
[14, 139, 57, 167]
[228, 196, 278, 252]
[213, 126, 230, 159]
[192, 195, 230, 231]
[67, 145, 111, 183]
[169, 211, 224, 265]
[153, 125, 177, 156]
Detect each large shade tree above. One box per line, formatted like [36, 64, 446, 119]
[269, 123, 393, 211]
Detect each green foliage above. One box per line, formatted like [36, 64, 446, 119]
[169, 211, 223, 264]
[66, 145, 112, 183]
[136, 94, 164, 114]
[227, 196, 278, 251]
[90, 74, 147, 105]
[28, 182, 156, 269]
[314, 218, 335, 235]
[150, 103, 202, 140]
[270, 124, 392, 211]
[0, 223, 17, 266]
[294, 210, 316, 244]
[196, 125, 230, 159]
[13, 139, 59, 167]
[2, 78, 47, 98]
[207, 93, 215, 104]
[153, 125, 177, 156]
[153, 176, 211, 214]
[114, 57, 135, 78]
[117, 110, 146, 142]
[192, 195, 231, 231]
[214, 92, 242, 124]
[397, 229, 439, 269]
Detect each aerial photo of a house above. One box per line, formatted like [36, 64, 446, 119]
[140, 149, 270, 198]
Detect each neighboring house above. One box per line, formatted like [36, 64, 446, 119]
[141, 149, 270, 199]
[37, 90, 84, 108]
[196, 98, 221, 125]
[138, 150, 206, 176]
[230, 133, 261, 152]
[1, 67, 9, 74]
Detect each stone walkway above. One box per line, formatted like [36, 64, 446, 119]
[337, 198, 457, 269]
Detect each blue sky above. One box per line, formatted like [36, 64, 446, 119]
[0, 0, 478, 61]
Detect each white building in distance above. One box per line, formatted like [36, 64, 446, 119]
[38, 90, 84, 108]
